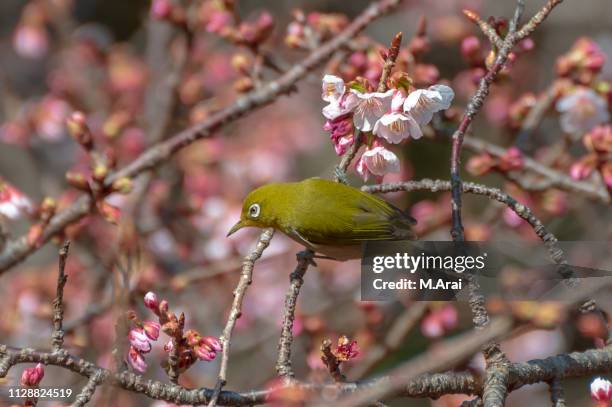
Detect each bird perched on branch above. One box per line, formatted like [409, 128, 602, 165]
[227, 178, 416, 260]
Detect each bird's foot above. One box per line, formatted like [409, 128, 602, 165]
[296, 249, 317, 267]
[334, 168, 349, 185]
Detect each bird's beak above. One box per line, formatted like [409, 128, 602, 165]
[227, 220, 245, 237]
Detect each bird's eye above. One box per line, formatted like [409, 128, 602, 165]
[248, 203, 261, 218]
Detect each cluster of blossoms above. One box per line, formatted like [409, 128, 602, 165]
[127, 292, 222, 373]
[321, 74, 454, 180]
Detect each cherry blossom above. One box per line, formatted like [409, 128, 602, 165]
[352, 89, 394, 131]
[556, 87, 610, 135]
[0, 179, 33, 220]
[403, 84, 455, 126]
[356, 146, 400, 181]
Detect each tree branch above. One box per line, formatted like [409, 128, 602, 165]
[276, 250, 313, 379]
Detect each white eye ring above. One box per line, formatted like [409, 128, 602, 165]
[248, 203, 261, 219]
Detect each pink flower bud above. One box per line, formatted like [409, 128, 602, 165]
[144, 291, 159, 311]
[143, 321, 160, 341]
[569, 155, 597, 180]
[20, 363, 44, 386]
[334, 135, 354, 156]
[13, 24, 49, 59]
[202, 336, 223, 352]
[195, 345, 216, 361]
[128, 328, 152, 353]
[498, 147, 524, 171]
[164, 340, 174, 353]
[127, 346, 147, 373]
[466, 153, 495, 176]
[591, 377, 612, 402]
[602, 162, 612, 189]
[159, 299, 169, 314]
[461, 36, 482, 66]
[150, 0, 172, 19]
[206, 11, 232, 34]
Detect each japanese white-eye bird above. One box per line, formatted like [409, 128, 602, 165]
[227, 178, 416, 260]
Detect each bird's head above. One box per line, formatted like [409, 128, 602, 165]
[227, 184, 281, 236]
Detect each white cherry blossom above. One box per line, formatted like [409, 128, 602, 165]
[403, 84, 455, 125]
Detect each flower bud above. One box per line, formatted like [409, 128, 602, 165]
[569, 155, 597, 180]
[97, 200, 120, 224]
[591, 377, 612, 402]
[144, 291, 159, 311]
[498, 147, 524, 172]
[66, 111, 93, 150]
[466, 153, 495, 176]
[128, 328, 152, 353]
[92, 163, 108, 183]
[127, 346, 147, 372]
[143, 321, 161, 341]
[231, 53, 250, 74]
[202, 336, 223, 352]
[234, 77, 254, 93]
[150, 0, 172, 19]
[112, 177, 133, 194]
[65, 171, 90, 191]
[20, 363, 44, 386]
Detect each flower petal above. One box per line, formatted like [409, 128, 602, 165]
[352, 90, 394, 132]
[404, 85, 455, 125]
[373, 112, 422, 143]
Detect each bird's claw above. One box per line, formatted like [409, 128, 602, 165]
[297, 249, 317, 267]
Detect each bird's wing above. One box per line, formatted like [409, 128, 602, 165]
[294, 190, 416, 246]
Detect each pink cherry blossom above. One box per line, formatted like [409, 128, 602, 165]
[556, 87, 609, 135]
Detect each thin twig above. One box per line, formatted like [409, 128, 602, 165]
[52, 240, 71, 352]
[208, 228, 275, 407]
[276, 249, 313, 379]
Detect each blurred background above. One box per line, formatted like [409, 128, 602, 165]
[0, 0, 611, 406]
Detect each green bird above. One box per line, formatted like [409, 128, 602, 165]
[227, 178, 416, 260]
